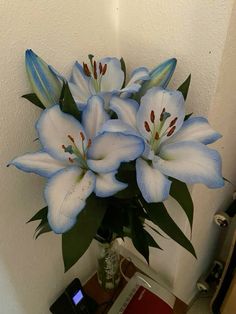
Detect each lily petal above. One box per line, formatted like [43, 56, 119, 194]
[137, 87, 185, 140]
[100, 57, 124, 92]
[110, 96, 139, 129]
[36, 105, 87, 162]
[45, 167, 96, 234]
[82, 96, 109, 139]
[156, 141, 224, 188]
[136, 158, 171, 203]
[10, 151, 67, 178]
[87, 132, 144, 173]
[121, 67, 149, 93]
[165, 117, 222, 145]
[95, 171, 127, 197]
[68, 82, 90, 110]
[138, 58, 177, 98]
[99, 119, 139, 137]
[25, 49, 61, 108]
[69, 61, 92, 108]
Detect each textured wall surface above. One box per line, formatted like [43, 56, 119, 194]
[1, 0, 236, 312]
[0, 1, 118, 313]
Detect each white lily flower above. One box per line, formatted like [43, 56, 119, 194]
[102, 87, 224, 203]
[10, 96, 144, 233]
[68, 55, 149, 110]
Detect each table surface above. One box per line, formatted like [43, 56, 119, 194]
[83, 259, 188, 314]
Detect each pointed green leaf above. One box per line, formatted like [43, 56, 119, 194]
[170, 179, 194, 229]
[178, 74, 191, 100]
[62, 195, 106, 272]
[27, 206, 48, 223]
[115, 163, 139, 199]
[100, 206, 125, 238]
[145, 223, 168, 239]
[141, 199, 196, 258]
[223, 177, 233, 185]
[59, 82, 81, 121]
[35, 222, 51, 239]
[120, 57, 126, 89]
[22, 93, 45, 109]
[128, 209, 149, 263]
[144, 230, 163, 250]
[184, 113, 193, 121]
[136, 58, 177, 100]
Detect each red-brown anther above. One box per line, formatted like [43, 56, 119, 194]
[102, 63, 107, 75]
[167, 126, 176, 137]
[155, 132, 159, 140]
[99, 62, 103, 74]
[83, 62, 91, 77]
[68, 135, 75, 143]
[87, 139, 92, 148]
[62, 144, 66, 150]
[169, 117, 178, 127]
[150, 110, 155, 123]
[80, 132, 85, 141]
[68, 157, 74, 163]
[160, 107, 166, 121]
[93, 60, 97, 79]
[144, 121, 151, 132]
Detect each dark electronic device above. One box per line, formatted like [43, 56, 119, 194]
[50, 278, 97, 314]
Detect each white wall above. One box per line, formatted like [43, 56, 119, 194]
[0, 1, 118, 313]
[119, 0, 236, 303]
[1, 0, 236, 312]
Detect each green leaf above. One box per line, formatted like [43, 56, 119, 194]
[177, 74, 191, 100]
[101, 205, 125, 238]
[144, 229, 162, 250]
[62, 195, 106, 272]
[223, 177, 234, 186]
[128, 208, 149, 263]
[35, 222, 51, 239]
[59, 82, 81, 121]
[145, 223, 167, 239]
[141, 199, 196, 258]
[120, 57, 126, 89]
[22, 93, 45, 109]
[184, 113, 193, 121]
[170, 179, 194, 229]
[115, 163, 139, 199]
[27, 206, 48, 223]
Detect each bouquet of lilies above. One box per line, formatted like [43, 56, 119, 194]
[9, 50, 224, 271]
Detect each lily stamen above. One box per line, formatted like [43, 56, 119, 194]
[169, 117, 178, 127]
[167, 126, 176, 137]
[93, 60, 97, 79]
[68, 135, 75, 143]
[99, 62, 103, 74]
[83, 62, 91, 77]
[80, 132, 85, 141]
[68, 157, 74, 163]
[102, 64, 107, 75]
[150, 110, 155, 123]
[160, 108, 166, 121]
[155, 132, 159, 140]
[144, 121, 151, 132]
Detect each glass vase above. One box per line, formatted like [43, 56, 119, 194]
[96, 239, 121, 290]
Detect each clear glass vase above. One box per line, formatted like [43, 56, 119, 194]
[96, 239, 121, 290]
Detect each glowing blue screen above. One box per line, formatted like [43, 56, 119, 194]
[72, 290, 83, 305]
